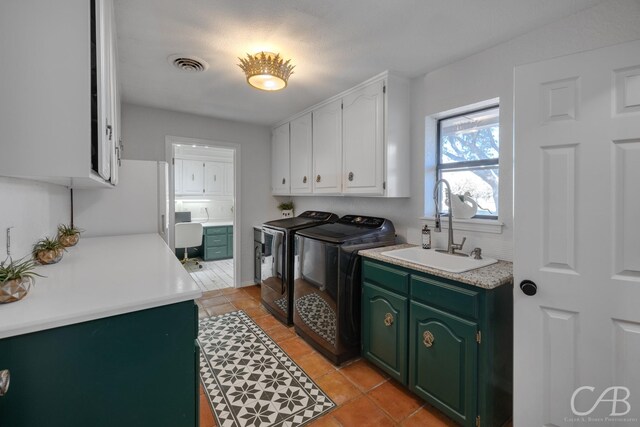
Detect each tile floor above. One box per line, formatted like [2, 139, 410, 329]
[197, 285, 513, 427]
[186, 258, 234, 291]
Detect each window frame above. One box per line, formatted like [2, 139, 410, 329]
[435, 104, 500, 220]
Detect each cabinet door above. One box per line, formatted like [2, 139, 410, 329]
[96, 0, 113, 181]
[224, 162, 233, 195]
[0, 301, 197, 427]
[204, 161, 225, 195]
[106, 0, 120, 186]
[289, 113, 312, 194]
[227, 228, 233, 258]
[312, 100, 342, 193]
[342, 80, 384, 195]
[174, 159, 183, 195]
[362, 283, 408, 384]
[182, 160, 204, 195]
[409, 301, 478, 427]
[271, 123, 290, 195]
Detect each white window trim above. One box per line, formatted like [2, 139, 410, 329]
[419, 216, 504, 234]
[426, 97, 502, 234]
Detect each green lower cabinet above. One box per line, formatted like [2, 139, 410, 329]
[361, 258, 513, 427]
[409, 301, 478, 427]
[362, 282, 408, 383]
[227, 232, 233, 257]
[0, 301, 199, 427]
[203, 225, 233, 261]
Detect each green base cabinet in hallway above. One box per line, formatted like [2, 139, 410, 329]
[203, 225, 233, 261]
[0, 301, 199, 427]
[362, 259, 513, 427]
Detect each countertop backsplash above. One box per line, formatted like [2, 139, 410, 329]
[0, 177, 70, 260]
[175, 198, 234, 223]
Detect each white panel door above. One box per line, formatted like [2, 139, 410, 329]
[271, 123, 290, 195]
[204, 161, 225, 195]
[181, 160, 204, 195]
[290, 113, 313, 194]
[342, 79, 384, 195]
[312, 99, 342, 194]
[514, 39, 640, 425]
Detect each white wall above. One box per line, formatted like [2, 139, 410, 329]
[0, 177, 71, 261]
[121, 103, 278, 285]
[292, 0, 640, 262]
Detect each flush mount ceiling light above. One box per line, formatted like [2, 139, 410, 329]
[237, 51, 295, 91]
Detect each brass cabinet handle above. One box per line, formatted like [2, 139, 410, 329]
[423, 330, 435, 348]
[384, 313, 394, 327]
[0, 370, 10, 396]
[303, 176, 307, 184]
[316, 175, 321, 183]
[348, 171, 354, 181]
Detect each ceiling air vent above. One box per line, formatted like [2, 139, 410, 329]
[168, 54, 209, 72]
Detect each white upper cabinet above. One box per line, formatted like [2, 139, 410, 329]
[204, 161, 225, 195]
[0, 0, 120, 188]
[272, 123, 291, 195]
[182, 160, 205, 195]
[312, 100, 343, 194]
[271, 71, 409, 197]
[174, 160, 184, 195]
[289, 113, 313, 194]
[224, 163, 234, 196]
[342, 80, 384, 195]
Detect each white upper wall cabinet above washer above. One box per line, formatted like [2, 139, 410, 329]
[271, 123, 291, 195]
[271, 71, 410, 198]
[312, 100, 343, 195]
[289, 113, 313, 195]
[342, 79, 384, 195]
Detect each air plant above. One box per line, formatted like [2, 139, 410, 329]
[32, 237, 66, 265]
[57, 224, 84, 247]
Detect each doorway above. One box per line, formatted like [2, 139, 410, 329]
[165, 136, 241, 290]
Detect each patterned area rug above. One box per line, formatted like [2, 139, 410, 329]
[199, 311, 336, 427]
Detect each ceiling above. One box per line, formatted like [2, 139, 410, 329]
[115, 0, 602, 125]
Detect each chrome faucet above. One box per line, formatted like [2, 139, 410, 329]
[433, 179, 467, 256]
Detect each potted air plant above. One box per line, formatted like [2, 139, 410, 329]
[278, 201, 294, 218]
[57, 224, 83, 248]
[0, 257, 43, 304]
[32, 237, 65, 265]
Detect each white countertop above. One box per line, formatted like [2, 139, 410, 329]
[196, 221, 233, 227]
[0, 234, 202, 339]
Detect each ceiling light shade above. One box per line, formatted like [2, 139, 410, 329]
[238, 52, 295, 91]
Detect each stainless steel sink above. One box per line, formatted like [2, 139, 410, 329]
[381, 247, 498, 273]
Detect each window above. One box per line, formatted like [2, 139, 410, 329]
[436, 106, 499, 218]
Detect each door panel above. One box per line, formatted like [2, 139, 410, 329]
[514, 39, 640, 425]
[362, 283, 407, 383]
[342, 80, 384, 194]
[409, 301, 477, 427]
[204, 161, 225, 195]
[312, 100, 342, 193]
[181, 160, 204, 195]
[290, 113, 312, 194]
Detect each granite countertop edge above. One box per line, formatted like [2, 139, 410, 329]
[360, 243, 513, 290]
